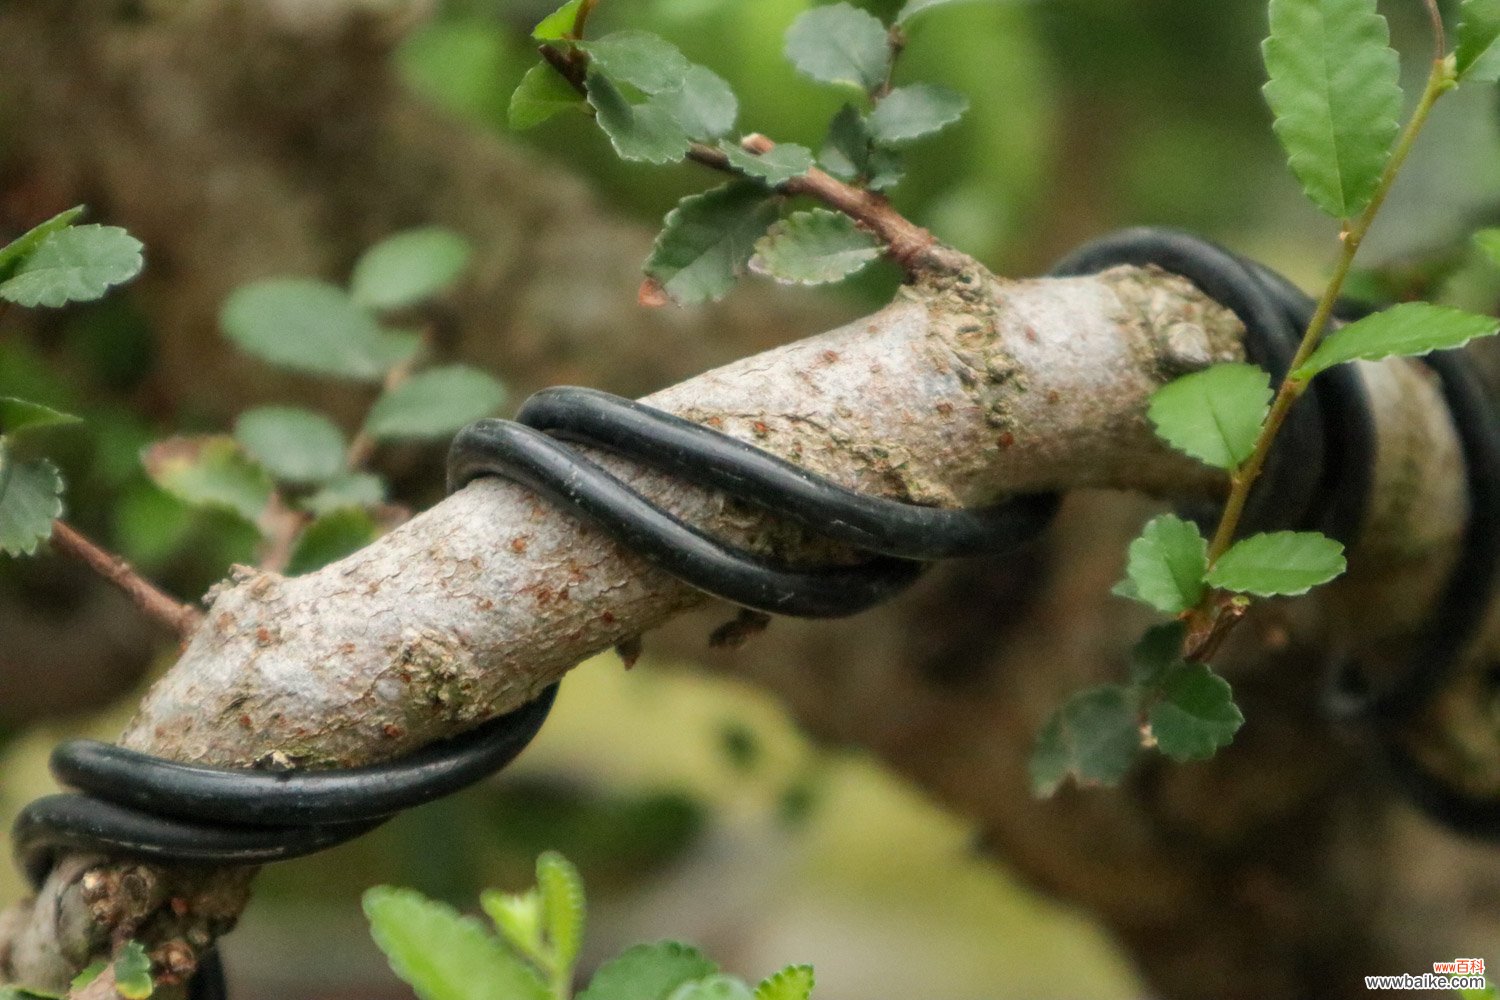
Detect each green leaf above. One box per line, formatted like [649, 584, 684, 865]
[1261, 0, 1401, 219]
[818, 104, 870, 183]
[866, 84, 969, 145]
[0, 455, 62, 556]
[750, 209, 882, 285]
[0, 989, 64, 1000]
[895, 0, 990, 23]
[481, 889, 549, 969]
[586, 73, 692, 165]
[113, 941, 154, 1000]
[70, 962, 108, 993]
[0, 225, 143, 308]
[363, 365, 507, 441]
[350, 227, 473, 311]
[286, 508, 379, 575]
[718, 141, 815, 186]
[510, 63, 586, 131]
[0, 397, 81, 436]
[1147, 663, 1244, 761]
[784, 3, 892, 91]
[644, 182, 779, 304]
[1147, 362, 1271, 471]
[222, 279, 420, 382]
[580, 31, 691, 94]
[655, 66, 738, 141]
[301, 471, 385, 515]
[1206, 530, 1346, 596]
[533, 0, 583, 40]
[666, 976, 754, 1000]
[364, 886, 550, 1000]
[754, 966, 814, 1000]
[234, 406, 346, 485]
[1457, 0, 1500, 80]
[1029, 686, 1140, 796]
[1293, 302, 1500, 379]
[142, 436, 273, 524]
[1476, 228, 1500, 269]
[1128, 621, 1188, 687]
[0, 205, 85, 279]
[1112, 514, 1208, 614]
[537, 851, 586, 974]
[576, 942, 717, 1000]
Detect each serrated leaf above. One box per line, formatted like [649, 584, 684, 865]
[580, 31, 691, 94]
[234, 406, 346, 485]
[0, 455, 62, 556]
[350, 227, 472, 311]
[1112, 514, 1208, 614]
[1206, 530, 1346, 596]
[784, 3, 891, 91]
[1293, 302, 1500, 379]
[754, 966, 814, 1000]
[866, 148, 905, 191]
[719, 141, 814, 186]
[587, 72, 692, 165]
[818, 104, 869, 182]
[1148, 663, 1243, 761]
[667, 976, 754, 1000]
[1029, 686, 1140, 796]
[533, 0, 583, 40]
[1457, 0, 1500, 80]
[1147, 362, 1271, 471]
[0, 225, 143, 308]
[363, 365, 506, 440]
[655, 66, 738, 141]
[576, 942, 717, 1000]
[1261, 0, 1401, 219]
[510, 62, 586, 131]
[0, 397, 81, 436]
[364, 886, 550, 1000]
[286, 508, 379, 575]
[142, 436, 272, 524]
[537, 851, 586, 974]
[481, 889, 548, 969]
[896, 0, 990, 23]
[222, 279, 420, 382]
[867, 84, 969, 145]
[113, 941, 154, 1000]
[0, 206, 85, 279]
[750, 209, 881, 285]
[301, 471, 385, 515]
[645, 182, 779, 304]
[1129, 621, 1188, 687]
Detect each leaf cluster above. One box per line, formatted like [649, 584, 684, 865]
[0, 207, 141, 557]
[511, 0, 976, 305]
[364, 851, 815, 1000]
[148, 227, 504, 575]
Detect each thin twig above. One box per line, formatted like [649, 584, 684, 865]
[48, 520, 201, 640]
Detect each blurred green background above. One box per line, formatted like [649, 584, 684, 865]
[4, 1, 1500, 997]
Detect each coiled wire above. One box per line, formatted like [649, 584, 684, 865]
[7, 229, 1498, 999]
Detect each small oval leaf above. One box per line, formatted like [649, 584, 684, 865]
[1294, 303, 1500, 379]
[784, 3, 892, 91]
[1112, 514, 1208, 614]
[350, 227, 473, 311]
[0, 225, 144, 308]
[364, 365, 507, 441]
[1206, 530, 1346, 596]
[750, 209, 882, 286]
[234, 406, 347, 485]
[1147, 362, 1271, 471]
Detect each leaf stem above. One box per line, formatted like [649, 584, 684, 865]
[48, 519, 202, 640]
[1203, 56, 1452, 565]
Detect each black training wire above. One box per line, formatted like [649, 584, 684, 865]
[6, 228, 1498, 1000]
